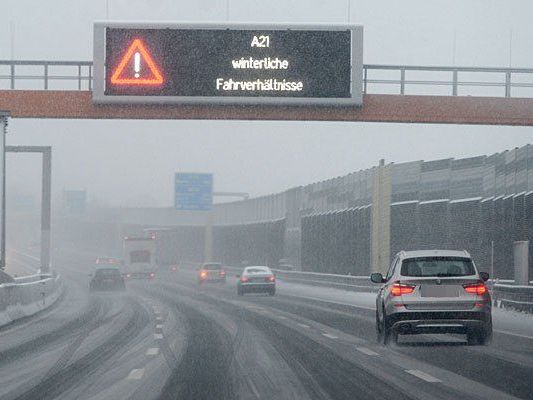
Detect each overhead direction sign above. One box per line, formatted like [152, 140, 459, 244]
[110, 39, 163, 85]
[93, 22, 363, 105]
[174, 173, 213, 211]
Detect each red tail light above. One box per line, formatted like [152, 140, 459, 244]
[220, 270, 226, 277]
[240, 276, 249, 283]
[126, 273, 131, 278]
[149, 272, 155, 278]
[391, 282, 415, 296]
[171, 266, 177, 271]
[266, 275, 275, 282]
[463, 282, 487, 295]
[200, 270, 207, 279]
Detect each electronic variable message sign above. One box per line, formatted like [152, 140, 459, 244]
[93, 22, 363, 105]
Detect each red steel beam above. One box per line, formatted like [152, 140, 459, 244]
[1, 90, 533, 125]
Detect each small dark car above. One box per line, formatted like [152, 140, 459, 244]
[198, 262, 227, 284]
[89, 267, 126, 292]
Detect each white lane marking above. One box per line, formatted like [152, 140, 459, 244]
[156, 317, 163, 322]
[286, 294, 375, 311]
[146, 347, 159, 356]
[495, 329, 533, 340]
[322, 333, 339, 339]
[356, 347, 379, 356]
[405, 369, 442, 383]
[127, 369, 145, 380]
[154, 333, 163, 340]
[156, 324, 163, 329]
[277, 315, 288, 320]
[296, 323, 310, 329]
[246, 377, 261, 399]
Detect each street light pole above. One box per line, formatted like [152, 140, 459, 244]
[0, 111, 10, 270]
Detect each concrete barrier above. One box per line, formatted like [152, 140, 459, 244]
[0, 273, 64, 327]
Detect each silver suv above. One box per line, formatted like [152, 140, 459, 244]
[370, 250, 492, 345]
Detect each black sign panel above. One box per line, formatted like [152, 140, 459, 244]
[104, 28, 352, 99]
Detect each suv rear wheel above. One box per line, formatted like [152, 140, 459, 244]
[467, 322, 492, 346]
[377, 308, 397, 345]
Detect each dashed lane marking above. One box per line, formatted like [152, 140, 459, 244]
[146, 348, 159, 356]
[355, 347, 379, 356]
[405, 369, 442, 383]
[322, 333, 339, 339]
[155, 324, 163, 329]
[154, 334, 163, 340]
[296, 323, 310, 329]
[127, 369, 145, 380]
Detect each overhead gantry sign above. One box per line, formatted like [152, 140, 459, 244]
[92, 22, 364, 106]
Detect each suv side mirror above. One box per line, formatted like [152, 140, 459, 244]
[479, 271, 489, 282]
[370, 273, 385, 284]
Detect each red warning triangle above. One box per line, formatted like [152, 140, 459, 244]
[110, 39, 163, 85]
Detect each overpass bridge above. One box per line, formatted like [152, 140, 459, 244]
[1, 61, 533, 125]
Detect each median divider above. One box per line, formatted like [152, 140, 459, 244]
[0, 273, 64, 327]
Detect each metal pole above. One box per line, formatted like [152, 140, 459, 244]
[41, 148, 52, 273]
[490, 240, 494, 279]
[0, 113, 8, 270]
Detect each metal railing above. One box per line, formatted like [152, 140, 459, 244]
[363, 64, 533, 98]
[0, 273, 63, 327]
[1, 60, 533, 98]
[0, 60, 93, 91]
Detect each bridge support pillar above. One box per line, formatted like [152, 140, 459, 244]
[514, 241, 529, 285]
[371, 160, 391, 274]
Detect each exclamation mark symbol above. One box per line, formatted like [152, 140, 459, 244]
[134, 52, 140, 78]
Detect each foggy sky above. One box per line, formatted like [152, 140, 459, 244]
[2, 0, 533, 208]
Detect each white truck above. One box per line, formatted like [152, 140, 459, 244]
[122, 235, 158, 279]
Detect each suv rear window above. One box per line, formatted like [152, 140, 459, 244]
[246, 268, 269, 274]
[401, 257, 475, 277]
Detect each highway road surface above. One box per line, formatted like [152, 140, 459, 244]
[1, 246, 532, 400]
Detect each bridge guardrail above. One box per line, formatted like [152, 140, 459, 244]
[491, 283, 533, 313]
[0, 273, 64, 327]
[1, 60, 533, 98]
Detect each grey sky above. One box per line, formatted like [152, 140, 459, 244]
[2, 1, 533, 207]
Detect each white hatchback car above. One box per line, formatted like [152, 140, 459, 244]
[237, 266, 276, 296]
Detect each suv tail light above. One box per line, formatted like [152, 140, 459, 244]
[391, 282, 415, 296]
[220, 270, 226, 277]
[463, 282, 487, 295]
[200, 270, 207, 279]
[266, 275, 275, 282]
[240, 276, 249, 283]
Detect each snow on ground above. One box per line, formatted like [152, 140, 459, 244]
[278, 279, 533, 340]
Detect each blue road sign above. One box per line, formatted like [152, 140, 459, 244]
[174, 173, 213, 211]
